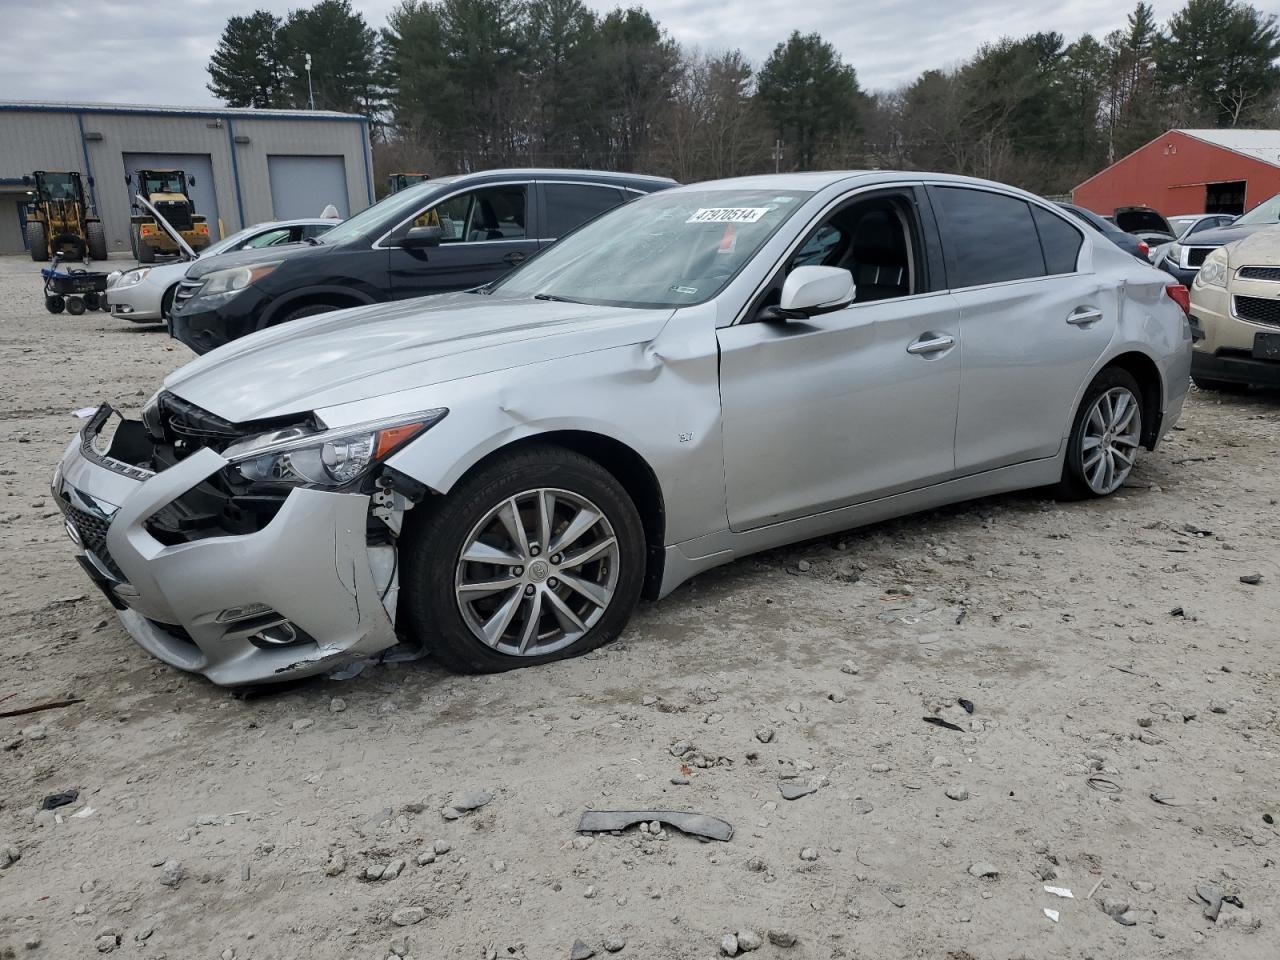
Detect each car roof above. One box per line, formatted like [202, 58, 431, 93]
[244, 217, 339, 229]
[444, 168, 677, 189]
[668, 170, 1061, 199]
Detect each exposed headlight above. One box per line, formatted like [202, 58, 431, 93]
[1195, 247, 1228, 288]
[1163, 243, 1182, 266]
[224, 410, 447, 488]
[188, 261, 283, 306]
[113, 267, 151, 289]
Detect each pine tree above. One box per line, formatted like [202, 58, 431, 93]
[207, 11, 283, 108]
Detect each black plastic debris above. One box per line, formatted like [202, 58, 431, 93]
[922, 716, 964, 732]
[41, 790, 79, 810]
[958, 698, 975, 714]
[1086, 777, 1122, 793]
[577, 809, 733, 842]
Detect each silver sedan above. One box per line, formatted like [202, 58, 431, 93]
[106, 218, 337, 322]
[54, 172, 1192, 684]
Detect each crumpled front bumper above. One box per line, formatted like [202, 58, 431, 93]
[51, 409, 399, 685]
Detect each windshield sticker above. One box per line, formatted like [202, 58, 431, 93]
[687, 207, 770, 224]
[771, 196, 796, 203]
[672, 285, 698, 295]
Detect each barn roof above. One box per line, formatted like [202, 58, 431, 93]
[1178, 129, 1280, 169]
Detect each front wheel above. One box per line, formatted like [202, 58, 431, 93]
[1055, 368, 1143, 500]
[400, 446, 646, 673]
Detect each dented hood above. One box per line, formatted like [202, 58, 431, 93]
[162, 293, 675, 422]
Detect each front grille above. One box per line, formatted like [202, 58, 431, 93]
[1238, 266, 1280, 283]
[155, 201, 192, 230]
[172, 278, 202, 308]
[1235, 295, 1280, 327]
[1186, 247, 1212, 268]
[58, 501, 125, 580]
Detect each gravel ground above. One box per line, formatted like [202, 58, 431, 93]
[0, 252, 1277, 959]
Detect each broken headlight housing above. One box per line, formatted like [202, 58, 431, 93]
[224, 410, 447, 488]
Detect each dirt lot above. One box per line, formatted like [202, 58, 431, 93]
[0, 252, 1277, 960]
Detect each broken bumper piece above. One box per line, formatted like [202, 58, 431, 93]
[51, 407, 399, 686]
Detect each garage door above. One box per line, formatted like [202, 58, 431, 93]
[268, 156, 349, 220]
[122, 152, 219, 228]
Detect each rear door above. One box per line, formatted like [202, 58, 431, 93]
[930, 185, 1115, 474]
[388, 182, 539, 300]
[536, 181, 627, 248]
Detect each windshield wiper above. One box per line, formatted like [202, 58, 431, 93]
[533, 292, 582, 303]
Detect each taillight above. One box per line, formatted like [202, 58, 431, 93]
[1138, 240, 1150, 258]
[1165, 283, 1190, 315]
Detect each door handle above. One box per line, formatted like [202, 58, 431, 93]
[1066, 307, 1104, 326]
[503, 251, 527, 266]
[906, 334, 956, 356]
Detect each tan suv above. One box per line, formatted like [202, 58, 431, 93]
[1190, 228, 1280, 390]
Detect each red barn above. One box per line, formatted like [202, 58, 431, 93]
[1072, 129, 1280, 218]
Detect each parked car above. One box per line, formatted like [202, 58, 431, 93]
[53, 172, 1192, 685]
[1188, 228, 1280, 390]
[107, 219, 338, 322]
[1150, 214, 1239, 273]
[1156, 191, 1280, 286]
[1167, 213, 1237, 237]
[1057, 203, 1152, 261]
[169, 169, 676, 353]
[1112, 205, 1176, 247]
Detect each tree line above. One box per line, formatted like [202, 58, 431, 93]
[207, 0, 1280, 196]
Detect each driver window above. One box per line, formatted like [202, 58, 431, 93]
[244, 228, 294, 249]
[754, 194, 918, 318]
[418, 185, 528, 243]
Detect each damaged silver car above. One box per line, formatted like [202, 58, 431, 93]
[52, 172, 1192, 685]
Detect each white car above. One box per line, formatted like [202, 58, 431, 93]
[106, 219, 338, 322]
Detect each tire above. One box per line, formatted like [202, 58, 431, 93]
[83, 292, 100, 311]
[86, 221, 108, 262]
[1054, 367, 1143, 500]
[45, 295, 65, 314]
[400, 445, 646, 673]
[1192, 374, 1247, 394]
[28, 222, 48, 262]
[65, 296, 86, 316]
[277, 303, 341, 325]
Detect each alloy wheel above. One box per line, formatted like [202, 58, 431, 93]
[454, 488, 620, 656]
[1081, 386, 1141, 495]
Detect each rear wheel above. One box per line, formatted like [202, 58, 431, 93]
[400, 446, 646, 673]
[28, 222, 48, 262]
[1055, 368, 1143, 500]
[86, 221, 108, 261]
[65, 296, 86, 316]
[44, 295, 65, 314]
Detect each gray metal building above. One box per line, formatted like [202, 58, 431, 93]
[0, 100, 375, 256]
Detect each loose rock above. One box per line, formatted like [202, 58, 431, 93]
[719, 933, 739, 956]
[767, 930, 797, 948]
[390, 907, 427, 927]
[945, 786, 970, 801]
[736, 930, 762, 952]
[968, 862, 999, 878]
[603, 936, 626, 953]
[159, 860, 185, 888]
[799, 847, 819, 862]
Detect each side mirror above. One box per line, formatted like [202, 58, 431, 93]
[396, 225, 442, 249]
[124, 174, 132, 185]
[188, 176, 196, 186]
[772, 266, 855, 319]
[21, 175, 32, 186]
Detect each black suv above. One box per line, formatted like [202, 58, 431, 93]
[170, 169, 676, 353]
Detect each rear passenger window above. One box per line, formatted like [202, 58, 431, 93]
[932, 187, 1045, 288]
[1031, 206, 1083, 274]
[543, 184, 624, 239]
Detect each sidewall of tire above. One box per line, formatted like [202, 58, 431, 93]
[1058, 367, 1142, 500]
[400, 447, 646, 673]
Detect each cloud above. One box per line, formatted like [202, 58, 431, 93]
[0, 0, 1188, 106]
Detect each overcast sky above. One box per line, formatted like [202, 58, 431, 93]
[0, 0, 1187, 106]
